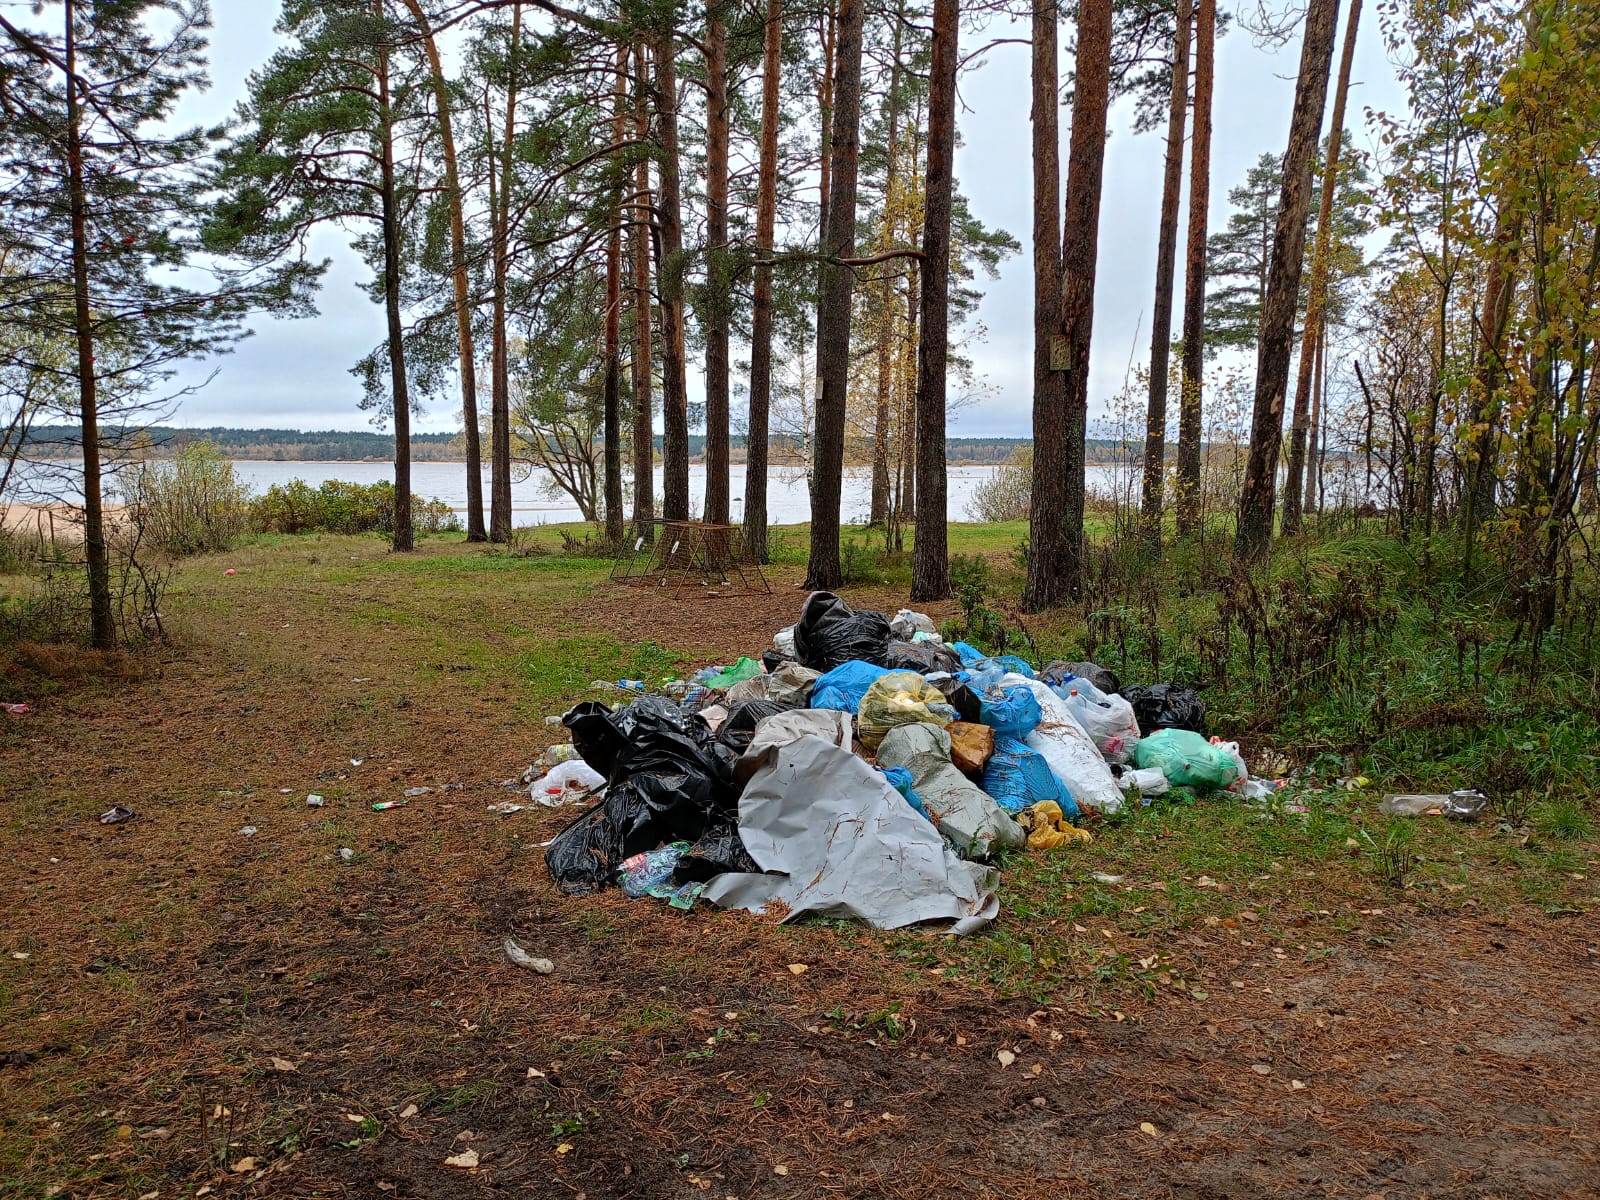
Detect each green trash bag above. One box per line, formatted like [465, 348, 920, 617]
[702, 657, 763, 691]
[1133, 728, 1239, 791]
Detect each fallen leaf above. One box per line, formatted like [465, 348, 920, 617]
[555, 1143, 573, 1156]
[787, 963, 808, 975]
[772, 1164, 789, 1176]
[231, 1157, 258, 1173]
[376, 1184, 396, 1193]
[1251, 1063, 1271, 1075]
[996, 1049, 1016, 1068]
[526, 1067, 546, 1079]
[1290, 1079, 1308, 1090]
[398, 1104, 418, 1119]
[269, 1057, 297, 1073]
[116, 1124, 133, 1139]
[1139, 1122, 1159, 1138]
[444, 1149, 479, 1169]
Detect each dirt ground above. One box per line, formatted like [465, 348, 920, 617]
[2, 538, 1597, 1199]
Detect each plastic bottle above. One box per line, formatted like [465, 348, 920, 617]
[617, 679, 645, 691]
[618, 842, 691, 897]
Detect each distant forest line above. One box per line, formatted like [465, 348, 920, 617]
[20, 425, 1141, 465]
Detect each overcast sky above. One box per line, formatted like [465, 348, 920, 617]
[162, 4, 1405, 437]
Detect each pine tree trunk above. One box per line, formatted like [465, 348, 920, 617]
[910, 0, 956, 601]
[702, 10, 731, 525]
[603, 39, 627, 546]
[489, 3, 522, 543]
[1027, 0, 1112, 610]
[1138, 0, 1192, 547]
[744, 0, 781, 563]
[1303, 320, 1323, 515]
[869, 1, 906, 532]
[804, 0, 865, 590]
[1233, 0, 1340, 562]
[1175, 0, 1214, 537]
[63, 0, 113, 648]
[376, 6, 413, 553]
[399, 0, 484, 542]
[1024, 0, 1062, 608]
[653, 26, 691, 522]
[631, 39, 656, 545]
[1283, 0, 1360, 536]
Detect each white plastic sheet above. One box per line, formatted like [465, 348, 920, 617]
[1002, 674, 1126, 813]
[701, 735, 1000, 935]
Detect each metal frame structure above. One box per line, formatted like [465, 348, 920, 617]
[609, 520, 771, 596]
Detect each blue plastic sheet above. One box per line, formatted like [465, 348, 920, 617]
[810, 660, 892, 714]
[950, 641, 988, 667]
[977, 685, 1043, 738]
[992, 655, 1036, 679]
[981, 736, 1080, 816]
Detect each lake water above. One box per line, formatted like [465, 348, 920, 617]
[8, 457, 1133, 524]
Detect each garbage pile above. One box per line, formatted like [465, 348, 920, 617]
[531, 591, 1266, 935]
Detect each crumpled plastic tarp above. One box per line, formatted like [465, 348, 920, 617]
[701, 735, 1000, 934]
[767, 662, 821, 707]
[1002, 674, 1126, 813]
[809, 660, 892, 714]
[857, 671, 956, 750]
[877, 723, 1025, 860]
[735, 708, 854, 783]
[792, 591, 893, 671]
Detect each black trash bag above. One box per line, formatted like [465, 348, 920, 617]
[881, 638, 962, 675]
[561, 700, 631, 777]
[1120, 683, 1207, 738]
[924, 672, 983, 723]
[792, 590, 893, 671]
[1040, 660, 1123, 695]
[546, 697, 741, 893]
[722, 699, 790, 734]
[760, 649, 791, 674]
[674, 812, 760, 882]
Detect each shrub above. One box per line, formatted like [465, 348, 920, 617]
[966, 447, 1031, 522]
[249, 479, 460, 536]
[124, 441, 249, 555]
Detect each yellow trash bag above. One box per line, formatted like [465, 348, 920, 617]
[857, 671, 955, 751]
[1023, 800, 1093, 851]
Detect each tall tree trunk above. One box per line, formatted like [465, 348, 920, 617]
[1233, 0, 1341, 561]
[1027, 0, 1113, 611]
[1461, 201, 1520, 577]
[1138, 0, 1193, 547]
[630, 39, 656, 544]
[910, 0, 956, 600]
[1175, 0, 1214, 537]
[869, 0, 907, 532]
[400, 0, 484, 542]
[489, 3, 522, 543]
[603, 39, 627, 546]
[63, 0, 113, 647]
[376, 5, 413, 552]
[811, 0, 837, 431]
[703, 9, 731, 524]
[1303, 320, 1323, 515]
[745, 0, 781, 562]
[653, 23, 691, 522]
[804, 0, 865, 589]
[1283, 0, 1361, 536]
[1024, 0, 1062, 607]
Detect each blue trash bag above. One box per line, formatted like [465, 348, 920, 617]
[950, 641, 989, 667]
[810, 661, 892, 714]
[981, 736, 1080, 817]
[978, 685, 1043, 738]
[992, 655, 1036, 679]
[878, 765, 930, 822]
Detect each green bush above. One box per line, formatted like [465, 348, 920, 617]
[124, 441, 249, 555]
[248, 478, 460, 536]
[966, 448, 1031, 522]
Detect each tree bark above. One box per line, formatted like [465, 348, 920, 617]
[489, 2, 522, 543]
[376, 2, 414, 552]
[1175, 0, 1214, 536]
[804, 0, 865, 590]
[744, 0, 781, 562]
[869, 3, 906, 532]
[1138, 0, 1192, 547]
[399, 0, 484, 542]
[1233, 0, 1340, 562]
[702, 9, 731, 524]
[1283, 0, 1361, 536]
[652, 23, 691, 522]
[910, 0, 957, 600]
[603, 38, 627, 546]
[1024, 0, 1062, 608]
[63, 0, 113, 647]
[630, 38, 656, 544]
[1027, 0, 1112, 610]
[1461, 200, 1520, 577]
[1303, 319, 1323, 515]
